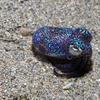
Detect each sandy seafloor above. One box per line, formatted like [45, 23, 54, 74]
[0, 0, 100, 100]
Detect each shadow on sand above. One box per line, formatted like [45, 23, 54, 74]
[32, 45, 93, 78]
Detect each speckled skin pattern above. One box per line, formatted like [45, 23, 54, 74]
[32, 26, 92, 77]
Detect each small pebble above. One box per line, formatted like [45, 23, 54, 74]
[63, 82, 74, 90]
[0, 80, 4, 85]
[19, 28, 32, 36]
[11, 68, 17, 76]
[18, 40, 28, 50]
[96, 79, 100, 83]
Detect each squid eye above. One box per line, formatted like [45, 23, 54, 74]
[69, 45, 82, 56]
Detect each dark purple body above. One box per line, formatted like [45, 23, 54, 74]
[32, 26, 92, 78]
